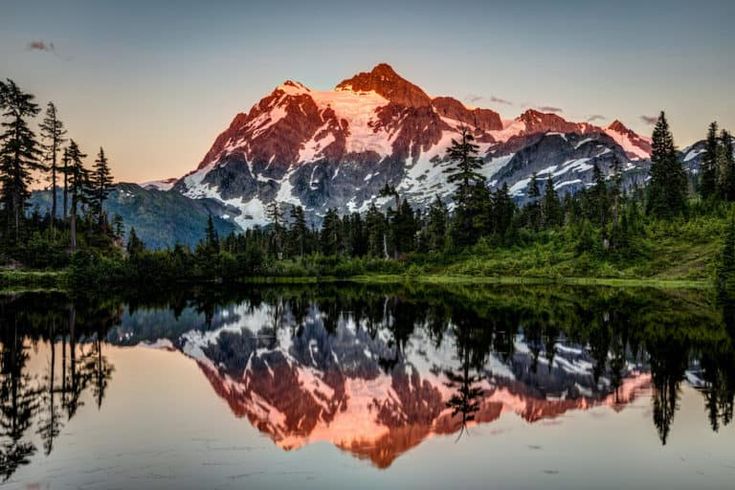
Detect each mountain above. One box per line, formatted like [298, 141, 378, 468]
[167, 63, 655, 227]
[29, 183, 237, 249]
[124, 299, 652, 468]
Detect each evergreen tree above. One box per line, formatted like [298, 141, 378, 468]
[320, 208, 341, 256]
[701, 121, 719, 200]
[39, 102, 66, 229]
[91, 147, 113, 224]
[444, 127, 487, 245]
[647, 112, 687, 218]
[541, 176, 562, 228]
[718, 130, 735, 201]
[590, 163, 609, 228]
[204, 214, 219, 253]
[126, 227, 145, 257]
[492, 183, 514, 237]
[62, 147, 69, 219]
[392, 200, 417, 256]
[426, 196, 448, 252]
[266, 201, 283, 258]
[365, 202, 387, 257]
[288, 205, 308, 257]
[0, 79, 43, 241]
[526, 173, 542, 231]
[66, 140, 90, 251]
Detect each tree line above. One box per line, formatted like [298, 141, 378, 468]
[0, 79, 118, 267]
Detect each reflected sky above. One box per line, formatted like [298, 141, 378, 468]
[1, 285, 735, 488]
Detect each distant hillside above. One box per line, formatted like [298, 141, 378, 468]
[29, 183, 238, 249]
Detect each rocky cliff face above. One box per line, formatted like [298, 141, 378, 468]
[161, 63, 657, 229]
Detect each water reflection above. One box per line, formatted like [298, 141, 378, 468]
[1, 285, 734, 479]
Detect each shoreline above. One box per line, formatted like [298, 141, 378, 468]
[0, 269, 711, 292]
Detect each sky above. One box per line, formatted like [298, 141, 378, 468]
[2, 0, 734, 184]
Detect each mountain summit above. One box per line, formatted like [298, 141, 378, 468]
[336, 63, 432, 107]
[169, 64, 653, 229]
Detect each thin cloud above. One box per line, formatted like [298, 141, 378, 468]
[640, 115, 658, 125]
[587, 114, 606, 122]
[27, 40, 56, 53]
[537, 106, 563, 113]
[464, 94, 484, 104]
[490, 96, 512, 106]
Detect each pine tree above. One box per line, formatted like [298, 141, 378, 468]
[718, 130, 735, 201]
[492, 183, 514, 237]
[426, 195, 448, 252]
[527, 173, 542, 231]
[126, 227, 145, 257]
[647, 111, 687, 218]
[62, 146, 69, 219]
[590, 163, 609, 227]
[66, 140, 90, 251]
[91, 147, 113, 225]
[392, 199, 417, 256]
[542, 176, 562, 228]
[288, 205, 308, 257]
[320, 208, 341, 256]
[0, 79, 43, 241]
[39, 102, 66, 229]
[444, 127, 487, 245]
[205, 214, 219, 253]
[701, 121, 719, 200]
[266, 201, 283, 258]
[365, 202, 387, 257]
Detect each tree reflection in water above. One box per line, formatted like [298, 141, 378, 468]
[1, 284, 735, 478]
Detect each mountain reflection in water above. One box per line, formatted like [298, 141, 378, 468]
[1, 284, 734, 481]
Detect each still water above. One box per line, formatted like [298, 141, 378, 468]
[1, 284, 734, 489]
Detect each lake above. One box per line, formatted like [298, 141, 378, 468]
[1, 283, 734, 489]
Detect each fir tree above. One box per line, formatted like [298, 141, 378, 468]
[542, 176, 562, 228]
[701, 121, 719, 200]
[365, 202, 387, 257]
[718, 130, 735, 201]
[0, 79, 43, 241]
[288, 205, 308, 257]
[39, 102, 66, 229]
[204, 214, 219, 253]
[126, 227, 145, 257]
[91, 147, 113, 224]
[647, 111, 687, 218]
[66, 140, 90, 251]
[320, 208, 341, 256]
[590, 163, 609, 228]
[444, 127, 487, 245]
[392, 200, 417, 256]
[426, 195, 448, 252]
[62, 147, 69, 219]
[492, 183, 514, 237]
[266, 201, 283, 258]
[526, 173, 542, 231]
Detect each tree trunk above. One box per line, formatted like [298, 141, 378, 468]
[70, 197, 77, 251]
[50, 150, 57, 230]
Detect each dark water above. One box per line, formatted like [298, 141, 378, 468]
[1, 284, 735, 489]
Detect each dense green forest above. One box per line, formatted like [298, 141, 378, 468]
[2, 78, 735, 291]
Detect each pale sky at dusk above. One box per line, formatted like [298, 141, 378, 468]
[2, 0, 733, 183]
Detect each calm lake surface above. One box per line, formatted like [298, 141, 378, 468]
[1, 283, 734, 489]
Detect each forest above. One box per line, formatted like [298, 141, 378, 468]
[2, 78, 735, 292]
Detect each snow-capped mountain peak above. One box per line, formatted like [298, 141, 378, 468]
[168, 65, 655, 229]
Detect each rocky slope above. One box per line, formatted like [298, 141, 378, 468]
[169, 63, 656, 228]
